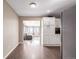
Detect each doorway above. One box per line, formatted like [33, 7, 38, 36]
[23, 20, 41, 45]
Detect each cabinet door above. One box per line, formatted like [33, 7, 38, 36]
[43, 17, 55, 45]
[43, 17, 61, 46]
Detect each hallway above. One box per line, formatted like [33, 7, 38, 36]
[3, 0, 76, 59]
[6, 39, 60, 59]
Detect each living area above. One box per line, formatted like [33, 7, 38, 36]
[23, 20, 41, 45]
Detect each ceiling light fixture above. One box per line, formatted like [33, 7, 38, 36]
[29, 2, 37, 8]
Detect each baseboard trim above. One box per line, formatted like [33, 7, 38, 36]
[43, 44, 61, 46]
[19, 41, 24, 44]
[4, 43, 19, 59]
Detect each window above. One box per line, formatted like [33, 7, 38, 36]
[24, 26, 40, 36]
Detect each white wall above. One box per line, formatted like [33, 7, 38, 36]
[42, 17, 61, 46]
[3, 0, 19, 58]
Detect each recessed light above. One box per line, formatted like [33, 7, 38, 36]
[47, 10, 51, 13]
[29, 2, 37, 8]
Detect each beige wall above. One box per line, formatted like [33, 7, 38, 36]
[3, 0, 19, 58]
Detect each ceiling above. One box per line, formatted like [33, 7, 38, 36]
[23, 20, 40, 26]
[6, 0, 76, 16]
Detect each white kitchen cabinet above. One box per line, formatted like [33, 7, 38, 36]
[42, 17, 61, 46]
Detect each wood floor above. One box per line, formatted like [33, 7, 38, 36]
[6, 41, 60, 59]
